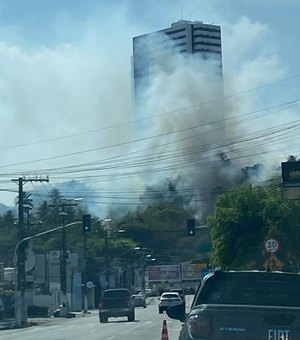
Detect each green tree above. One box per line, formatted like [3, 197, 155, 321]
[118, 201, 198, 263]
[0, 210, 17, 265]
[208, 180, 300, 272]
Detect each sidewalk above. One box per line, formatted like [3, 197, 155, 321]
[0, 309, 98, 330]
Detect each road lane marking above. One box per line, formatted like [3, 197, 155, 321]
[120, 324, 142, 334]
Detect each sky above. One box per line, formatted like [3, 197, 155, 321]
[0, 0, 299, 217]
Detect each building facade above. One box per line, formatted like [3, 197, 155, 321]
[132, 20, 223, 109]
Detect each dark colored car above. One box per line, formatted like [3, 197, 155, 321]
[167, 269, 300, 339]
[145, 288, 157, 297]
[131, 294, 147, 308]
[99, 288, 134, 323]
[183, 287, 195, 295]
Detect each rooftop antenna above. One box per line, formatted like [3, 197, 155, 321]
[180, 5, 184, 20]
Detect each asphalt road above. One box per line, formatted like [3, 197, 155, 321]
[0, 296, 194, 340]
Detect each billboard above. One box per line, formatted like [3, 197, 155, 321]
[181, 262, 208, 280]
[148, 265, 180, 282]
[282, 161, 300, 187]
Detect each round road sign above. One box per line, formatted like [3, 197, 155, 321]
[264, 238, 279, 253]
[86, 281, 94, 289]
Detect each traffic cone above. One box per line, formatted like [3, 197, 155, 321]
[161, 320, 169, 340]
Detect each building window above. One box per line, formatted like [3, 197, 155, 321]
[194, 26, 220, 33]
[194, 41, 221, 48]
[174, 42, 187, 47]
[172, 35, 187, 41]
[165, 28, 186, 35]
[194, 33, 220, 40]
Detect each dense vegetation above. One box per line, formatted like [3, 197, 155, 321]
[209, 178, 300, 272]
[0, 190, 209, 275]
[1, 175, 300, 274]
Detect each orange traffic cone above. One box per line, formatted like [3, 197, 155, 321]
[161, 320, 169, 340]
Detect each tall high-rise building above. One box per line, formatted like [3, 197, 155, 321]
[132, 20, 223, 108]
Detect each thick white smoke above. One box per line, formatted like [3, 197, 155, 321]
[0, 3, 298, 218]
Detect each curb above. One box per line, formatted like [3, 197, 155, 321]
[0, 310, 98, 330]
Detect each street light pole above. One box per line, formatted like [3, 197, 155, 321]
[13, 221, 81, 328]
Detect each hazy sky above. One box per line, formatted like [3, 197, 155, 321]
[0, 0, 299, 213]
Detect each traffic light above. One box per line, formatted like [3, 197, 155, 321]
[187, 218, 196, 236]
[82, 214, 91, 232]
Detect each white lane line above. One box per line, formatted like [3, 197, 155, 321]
[89, 329, 97, 333]
[120, 324, 143, 334]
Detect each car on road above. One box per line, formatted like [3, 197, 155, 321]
[145, 288, 157, 297]
[167, 269, 300, 339]
[170, 288, 186, 304]
[99, 288, 134, 323]
[131, 294, 147, 308]
[183, 287, 195, 295]
[158, 292, 183, 314]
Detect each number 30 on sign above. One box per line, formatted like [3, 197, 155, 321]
[265, 239, 279, 253]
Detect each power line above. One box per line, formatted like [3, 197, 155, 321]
[0, 74, 298, 153]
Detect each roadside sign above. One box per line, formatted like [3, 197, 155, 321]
[181, 262, 207, 280]
[148, 265, 180, 282]
[86, 281, 94, 289]
[282, 161, 300, 187]
[264, 239, 279, 253]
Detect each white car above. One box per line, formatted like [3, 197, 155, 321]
[158, 292, 183, 314]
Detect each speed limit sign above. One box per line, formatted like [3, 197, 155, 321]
[265, 238, 279, 253]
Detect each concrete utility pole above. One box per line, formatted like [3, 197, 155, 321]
[11, 176, 49, 328]
[105, 230, 109, 288]
[102, 218, 111, 289]
[50, 202, 77, 296]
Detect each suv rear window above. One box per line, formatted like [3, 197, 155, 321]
[196, 272, 300, 307]
[171, 289, 184, 294]
[104, 289, 130, 298]
[162, 293, 180, 299]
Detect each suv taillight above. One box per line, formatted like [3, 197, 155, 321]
[187, 314, 212, 339]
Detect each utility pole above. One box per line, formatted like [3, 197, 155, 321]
[50, 202, 77, 297]
[60, 208, 67, 295]
[83, 229, 88, 312]
[11, 176, 49, 328]
[105, 230, 109, 289]
[102, 218, 111, 290]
